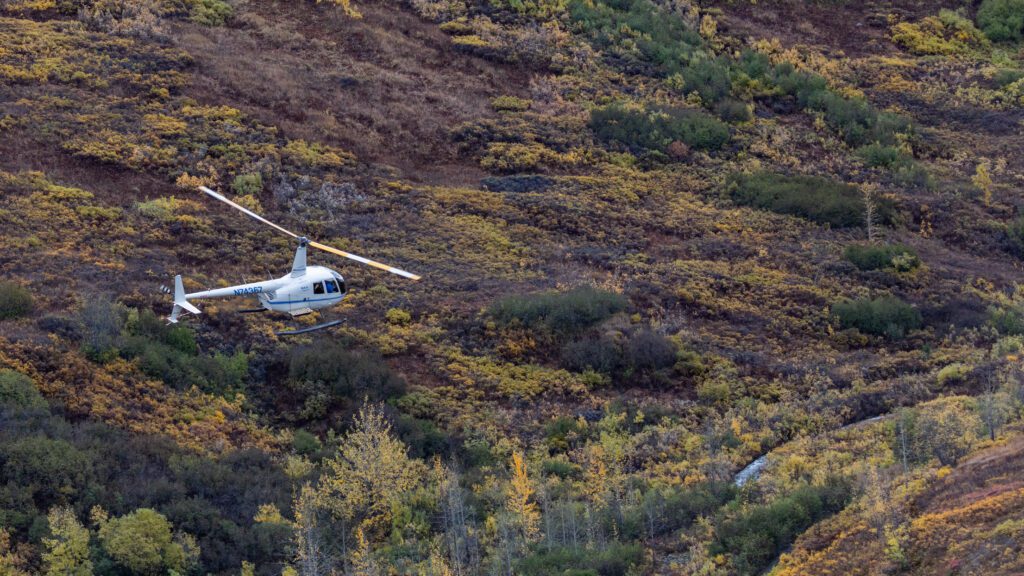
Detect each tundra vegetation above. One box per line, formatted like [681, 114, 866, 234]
[0, 0, 1023, 574]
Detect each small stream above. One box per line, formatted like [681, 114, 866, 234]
[733, 414, 887, 487]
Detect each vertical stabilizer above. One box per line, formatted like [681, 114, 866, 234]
[291, 238, 308, 277]
[168, 274, 200, 323]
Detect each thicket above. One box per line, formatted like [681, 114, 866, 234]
[711, 478, 853, 576]
[844, 243, 920, 272]
[0, 373, 292, 574]
[561, 328, 679, 386]
[0, 281, 33, 319]
[589, 104, 730, 155]
[977, 0, 1024, 41]
[284, 341, 407, 424]
[833, 295, 922, 339]
[568, 0, 702, 76]
[80, 305, 250, 396]
[772, 63, 911, 147]
[729, 172, 886, 228]
[489, 286, 627, 335]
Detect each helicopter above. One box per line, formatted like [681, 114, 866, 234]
[167, 186, 420, 335]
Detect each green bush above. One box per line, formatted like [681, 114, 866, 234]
[682, 57, 733, 104]
[590, 104, 730, 153]
[568, 0, 703, 76]
[190, 0, 233, 26]
[291, 429, 322, 456]
[995, 68, 1024, 86]
[844, 244, 920, 271]
[231, 173, 263, 196]
[0, 281, 33, 319]
[0, 370, 47, 410]
[715, 98, 753, 123]
[833, 295, 922, 338]
[772, 64, 910, 147]
[117, 309, 248, 394]
[729, 172, 886, 228]
[711, 478, 852, 576]
[855, 144, 931, 188]
[1005, 216, 1024, 258]
[287, 343, 406, 420]
[977, 0, 1024, 41]
[988, 305, 1024, 335]
[489, 286, 627, 335]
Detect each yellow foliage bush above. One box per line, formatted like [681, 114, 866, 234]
[891, 10, 990, 56]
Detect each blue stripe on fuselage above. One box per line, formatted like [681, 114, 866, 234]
[269, 295, 345, 305]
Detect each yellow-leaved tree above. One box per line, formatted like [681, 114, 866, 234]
[319, 404, 425, 527]
[506, 452, 541, 546]
[42, 507, 93, 576]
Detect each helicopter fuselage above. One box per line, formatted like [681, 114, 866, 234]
[185, 266, 347, 317]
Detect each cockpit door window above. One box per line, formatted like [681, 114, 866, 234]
[313, 282, 324, 294]
[325, 280, 339, 293]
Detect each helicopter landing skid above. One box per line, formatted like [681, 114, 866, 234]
[239, 308, 268, 314]
[276, 319, 343, 336]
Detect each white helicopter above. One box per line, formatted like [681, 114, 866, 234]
[167, 186, 420, 335]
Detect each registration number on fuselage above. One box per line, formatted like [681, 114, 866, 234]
[234, 286, 263, 295]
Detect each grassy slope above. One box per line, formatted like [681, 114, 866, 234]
[0, 0, 1023, 573]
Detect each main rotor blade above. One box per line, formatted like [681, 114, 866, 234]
[309, 241, 421, 281]
[198, 186, 299, 239]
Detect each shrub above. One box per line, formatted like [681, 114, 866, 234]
[0, 370, 46, 410]
[682, 57, 732, 105]
[0, 281, 33, 319]
[287, 343, 406, 416]
[891, 10, 990, 55]
[844, 244, 920, 271]
[491, 95, 532, 112]
[562, 336, 622, 374]
[987, 305, 1024, 335]
[854, 144, 930, 188]
[715, 98, 753, 123]
[625, 329, 677, 371]
[977, 0, 1024, 42]
[729, 172, 886, 228]
[291, 429, 322, 456]
[711, 478, 852, 576]
[833, 295, 922, 338]
[1005, 216, 1024, 258]
[936, 362, 971, 386]
[590, 104, 730, 153]
[190, 0, 232, 26]
[489, 286, 627, 335]
[994, 68, 1024, 87]
[230, 173, 263, 196]
[772, 64, 911, 147]
[394, 414, 450, 459]
[568, 0, 703, 76]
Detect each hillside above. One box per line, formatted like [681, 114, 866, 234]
[1, 0, 1023, 574]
